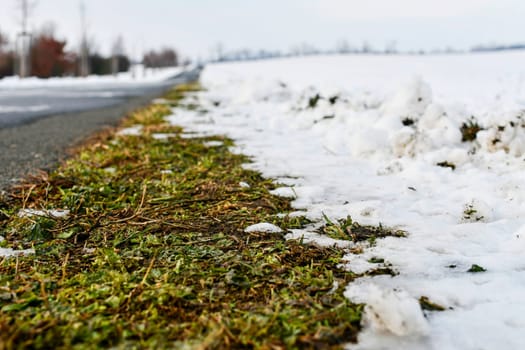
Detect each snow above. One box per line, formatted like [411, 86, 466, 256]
[117, 125, 143, 136]
[0, 66, 187, 117]
[269, 187, 296, 198]
[0, 65, 184, 89]
[239, 181, 251, 188]
[0, 105, 50, 114]
[18, 208, 70, 219]
[152, 133, 178, 140]
[0, 209, 68, 258]
[345, 282, 430, 337]
[244, 223, 283, 233]
[0, 247, 35, 258]
[203, 140, 224, 147]
[167, 51, 525, 349]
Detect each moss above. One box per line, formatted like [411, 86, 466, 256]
[308, 94, 321, 109]
[467, 264, 486, 273]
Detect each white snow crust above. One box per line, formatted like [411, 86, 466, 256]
[18, 208, 70, 219]
[244, 223, 283, 233]
[117, 125, 143, 136]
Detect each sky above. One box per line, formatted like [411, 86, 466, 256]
[0, 0, 524, 60]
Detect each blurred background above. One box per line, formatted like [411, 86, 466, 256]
[0, 0, 524, 79]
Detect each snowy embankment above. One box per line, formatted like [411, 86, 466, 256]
[0, 66, 185, 115]
[169, 52, 525, 349]
[0, 65, 184, 89]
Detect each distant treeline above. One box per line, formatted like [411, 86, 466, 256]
[471, 44, 525, 52]
[0, 28, 179, 79]
[210, 41, 525, 64]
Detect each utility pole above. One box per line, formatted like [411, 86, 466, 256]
[15, 0, 35, 78]
[79, 1, 89, 77]
[111, 36, 124, 76]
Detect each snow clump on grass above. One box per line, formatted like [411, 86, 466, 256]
[244, 223, 283, 233]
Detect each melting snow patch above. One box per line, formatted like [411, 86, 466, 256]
[270, 187, 296, 198]
[152, 133, 177, 140]
[244, 223, 282, 233]
[117, 125, 143, 136]
[179, 132, 207, 139]
[18, 208, 70, 219]
[345, 283, 429, 337]
[82, 247, 96, 254]
[203, 140, 224, 147]
[0, 247, 35, 258]
[239, 181, 251, 188]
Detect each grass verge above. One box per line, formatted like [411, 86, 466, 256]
[0, 84, 362, 349]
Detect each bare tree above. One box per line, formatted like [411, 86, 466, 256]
[111, 35, 125, 75]
[0, 30, 14, 78]
[39, 22, 56, 37]
[336, 39, 352, 54]
[361, 41, 371, 54]
[143, 48, 178, 68]
[385, 40, 397, 54]
[213, 42, 224, 62]
[0, 30, 8, 51]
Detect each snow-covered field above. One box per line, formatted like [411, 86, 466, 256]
[170, 52, 525, 350]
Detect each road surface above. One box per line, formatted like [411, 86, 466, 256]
[0, 68, 201, 190]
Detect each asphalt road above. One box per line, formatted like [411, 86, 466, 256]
[0, 68, 201, 191]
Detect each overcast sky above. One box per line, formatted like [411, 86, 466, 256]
[0, 0, 524, 60]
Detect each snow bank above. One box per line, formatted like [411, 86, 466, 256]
[169, 52, 525, 349]
[0, 65, 184, 89]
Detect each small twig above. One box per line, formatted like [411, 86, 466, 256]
[138, 183, 147, 210]
[110, 183, 148, 224]
[140, 255, 156, 286]
[14, 256, 19, 279]
[22, 184, 36, 209]
[60, 252, 70, 284]
[39, 277, 51, 310]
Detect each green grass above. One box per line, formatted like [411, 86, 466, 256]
[318, 214, 406, 244]
[0, 84, 363, 349]
[467, 264, 486, 273]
